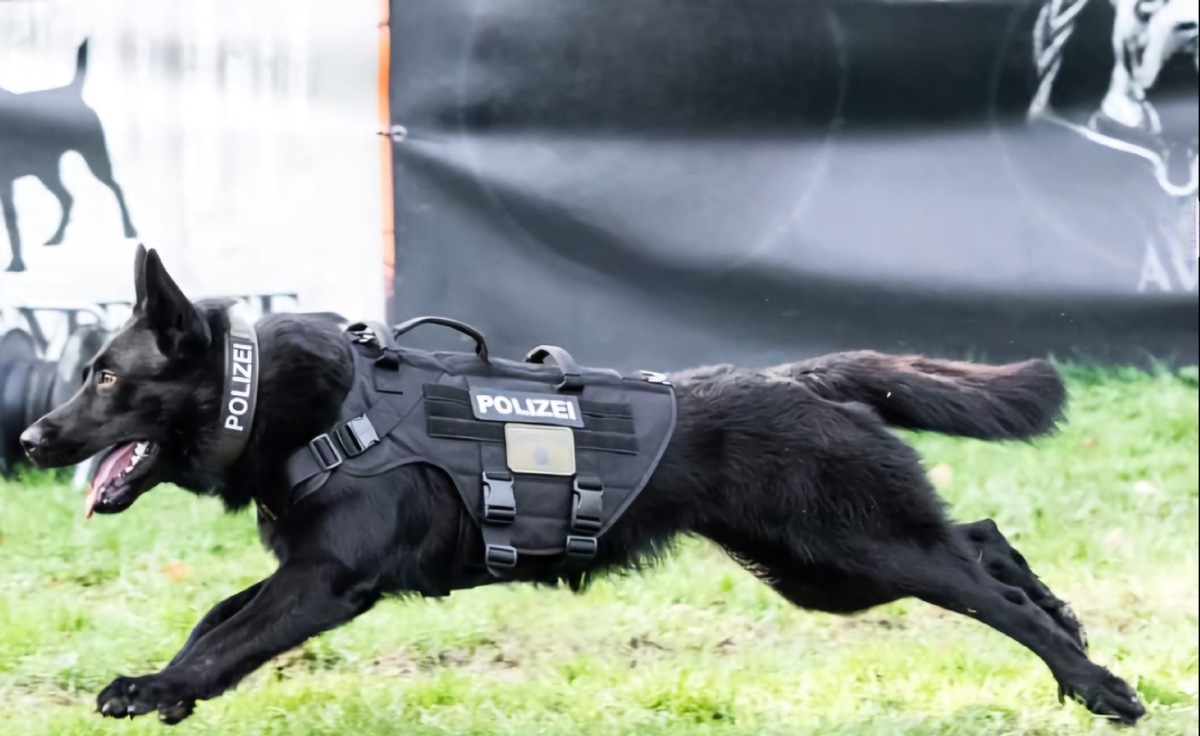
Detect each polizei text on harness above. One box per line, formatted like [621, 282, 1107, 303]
[469, 388, 584, 428]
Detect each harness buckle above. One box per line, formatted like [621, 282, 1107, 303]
[485, 544, 518, 570]
[565, 535, 598, 559]
[307, 433, 344, 472]
[334, 415, 380, 457]
[570, 475, 604, 535]
[482, 471, 517, 524]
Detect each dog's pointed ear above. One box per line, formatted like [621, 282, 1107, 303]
[140, 248, 211, 354]
[133, 243, 148, 307]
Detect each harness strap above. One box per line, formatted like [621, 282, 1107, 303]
[566, 452, 603, 564]
[285, 365, 436, 504]
[479, 443, 520, 577]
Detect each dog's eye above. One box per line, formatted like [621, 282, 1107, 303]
[97, 370, 118, 387]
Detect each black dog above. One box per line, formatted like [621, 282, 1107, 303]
[0, 39, 137, 273]
[20, 246, 1145, 726]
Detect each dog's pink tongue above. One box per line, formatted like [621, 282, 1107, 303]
[85, 443, 137, 519]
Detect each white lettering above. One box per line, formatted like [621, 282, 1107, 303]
[470, 390, 581, 425]
[224, 416, 245, 432]
[227, 344, 254, 405]
[1137, 226, 1199, 294]
[229, 397, 249, 416]
[1138, 240, 1172, 292]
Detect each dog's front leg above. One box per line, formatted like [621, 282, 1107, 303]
[166, 580, 265, 668]
[96, 561, 380, 724]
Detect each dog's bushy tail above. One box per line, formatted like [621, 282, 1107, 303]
[71, 39, 89, 89]
[771, 351, 1066, 440]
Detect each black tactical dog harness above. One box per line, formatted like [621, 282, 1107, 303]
[281, 316, 677, 585]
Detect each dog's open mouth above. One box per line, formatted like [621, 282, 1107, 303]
[85, 440, 161, 518]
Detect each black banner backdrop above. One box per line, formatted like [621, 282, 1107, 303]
[386, 0, 1198, 371]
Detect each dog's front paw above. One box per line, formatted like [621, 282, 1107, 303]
[97, 674, 197, 725]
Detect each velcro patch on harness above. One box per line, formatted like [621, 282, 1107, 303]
[504, 423, 577, 475]
[469, 388, 583, 428]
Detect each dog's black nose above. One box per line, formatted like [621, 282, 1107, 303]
[19, 423, 53, 456]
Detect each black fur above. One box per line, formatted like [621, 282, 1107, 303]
[1, 39, 137, 273]
[20, 246, 1144, 726]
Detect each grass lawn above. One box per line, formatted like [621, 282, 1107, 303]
[0, 366, 1196, 736]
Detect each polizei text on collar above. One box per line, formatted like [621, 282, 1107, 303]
[469, 388, 584, 428]
[223, 338, 255, 432]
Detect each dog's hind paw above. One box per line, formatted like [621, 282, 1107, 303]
[4, 259, 24, 273]
[1061, 669, 1146, 726]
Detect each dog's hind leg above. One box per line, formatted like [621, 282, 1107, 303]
[719, 540, 903, 614]
[955, 519, 1087, 654]
[1, 182, 22, 272]
[719, 521, 1085, 650]
[862, 539, 1143, 724]
[719, 529, 1139, 724]
[39, 170, 73, 246]
[79, 138, 137, 238]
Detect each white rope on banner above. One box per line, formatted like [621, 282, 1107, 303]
[1028, 0, 1199, 197]
[1029, 0, 1093, 120]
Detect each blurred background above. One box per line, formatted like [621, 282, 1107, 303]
[0, 1, 1197, 734]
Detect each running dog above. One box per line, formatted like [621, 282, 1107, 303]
[19, 246, 1144, 726]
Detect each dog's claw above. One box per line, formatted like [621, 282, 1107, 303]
[158, 700, 195, 726]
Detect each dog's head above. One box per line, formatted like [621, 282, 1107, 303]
[21, 245, 225, 516]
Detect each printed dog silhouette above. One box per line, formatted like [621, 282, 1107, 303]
[0, 39, 137, 273]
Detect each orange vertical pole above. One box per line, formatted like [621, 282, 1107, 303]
[377, 0, 395, 311]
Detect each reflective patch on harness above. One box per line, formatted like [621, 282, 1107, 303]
[470, 388, 584, 428]
[504, 423, 577, 476]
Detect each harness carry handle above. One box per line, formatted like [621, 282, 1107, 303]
[392, 316, 490, 362]
[524, 344, 584, 391]
[347, 321, 401, 352]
